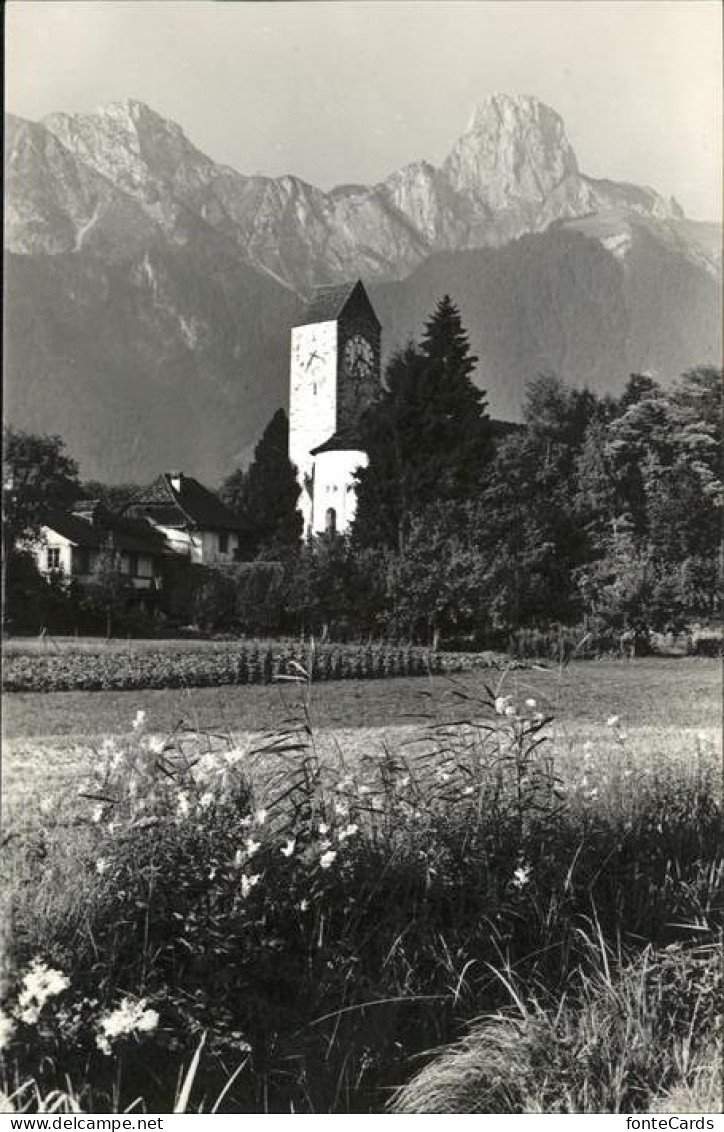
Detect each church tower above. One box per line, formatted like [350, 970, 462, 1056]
[289, 280, 381, 536]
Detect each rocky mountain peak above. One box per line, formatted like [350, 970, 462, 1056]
[445, 93, 580, 207]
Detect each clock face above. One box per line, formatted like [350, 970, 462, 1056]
[343, 334, 375, 383]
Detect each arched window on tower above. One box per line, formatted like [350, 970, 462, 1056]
[325, 507, 337, 535]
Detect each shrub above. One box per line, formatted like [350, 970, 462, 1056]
[1, 641, 458, 693]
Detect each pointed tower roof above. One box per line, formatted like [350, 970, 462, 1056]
[297, 279, 381, 327]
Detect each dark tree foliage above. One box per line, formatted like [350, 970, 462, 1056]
[420, 293, 479, 382]
[354, 297, 492, 550]
[3, 428, 80, 546]
[220, 409, 302, 560]
[82, 482, 144, 512]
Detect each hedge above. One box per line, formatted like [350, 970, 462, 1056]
[1, 641, 502, 693]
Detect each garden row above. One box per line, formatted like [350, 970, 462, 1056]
[1, 641, 501, 693]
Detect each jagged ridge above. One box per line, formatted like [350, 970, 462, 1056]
[6, 94, 717, 293]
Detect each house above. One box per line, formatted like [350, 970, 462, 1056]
[123, 472, 247, 564]
[32, 500, 169, 590]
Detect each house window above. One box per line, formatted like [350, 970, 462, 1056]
[325, 508, 337, 535]
[219, 533, 229, 554]
[127, 553, 139, 577]
[47, 547, 61, 570]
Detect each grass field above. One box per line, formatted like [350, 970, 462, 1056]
[2, 655, 721, 1113]
[3, 658, 720, 820]
[4, 656, 718, 737]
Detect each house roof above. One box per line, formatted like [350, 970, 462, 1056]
[43, 506, 169, 556]
[298, 280, 381, 327]
[43, 509, 105, 549]
[126, 473, 246, 533]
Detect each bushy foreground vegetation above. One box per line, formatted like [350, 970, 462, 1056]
[2, 678, 721, 1113]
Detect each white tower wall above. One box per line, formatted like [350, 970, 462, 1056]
[312, 449, 368, 535]
[289, 320, 338, 532]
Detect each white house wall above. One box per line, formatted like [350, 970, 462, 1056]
[200, 530, 240, 564]
[151, 524, 239, 565]
[31, 529, 75, 577]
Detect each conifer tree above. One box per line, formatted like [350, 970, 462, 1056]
[221, 409, 302, 559]
[420, 293, 478, 382]
[354, 297, 492, 550]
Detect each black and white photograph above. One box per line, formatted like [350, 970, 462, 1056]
[2, 0, 722, 1117]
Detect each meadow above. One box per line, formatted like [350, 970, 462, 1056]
[1, 657, 721, 1113]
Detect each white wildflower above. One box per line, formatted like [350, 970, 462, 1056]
[240, 815, 254, 828]
[254, 808, 267, 826]
[495, 695, 513, 715]
[463, 785, 475, 796]
[39, 798, 53, 816]
[319, 850, 337, 869]
[0, 1010, 16, 1051]
[512, 865, 531, 889]
[147, 736, 166, 755]
[96, 997, 158, 1055]
[280, 838, 296, 858]
[199, 792, 214, 811]
[525, 698, 537, 709]
[357, 785, 370, 796]
[337, 822, 359, 842]
[244, 838, 261, 858]
[91, 804, 104, 824]
[96, 859, 108, 876]
[176, 791, 191, 819]
[606, 715, 620, 728]
[335, 776, 354, 792]
[318, 822, 329, 835]
[318, 838, 332, 851]
[397, 775, 411, 790]
[334, 801, 349, 817]
[504, 704, 517, 718]
[299, 898, 310, 912]
[233, 848, 244, 869]
[131, 710, 146, 731]
[241, 873, 261, 898]
[18, 960, 70, 1024]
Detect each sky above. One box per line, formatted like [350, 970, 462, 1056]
[5, 0, 722, 221]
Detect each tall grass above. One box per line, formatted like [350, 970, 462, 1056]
[1, 675, 721, 1113]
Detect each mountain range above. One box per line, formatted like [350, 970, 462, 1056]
[4, 94, 720, 483]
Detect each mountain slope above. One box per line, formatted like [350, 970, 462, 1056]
[6, 95, 718, 291]
[372, 224, 721, 420]
[3, 94, 720, 482]
[4, 240, 299, 483]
